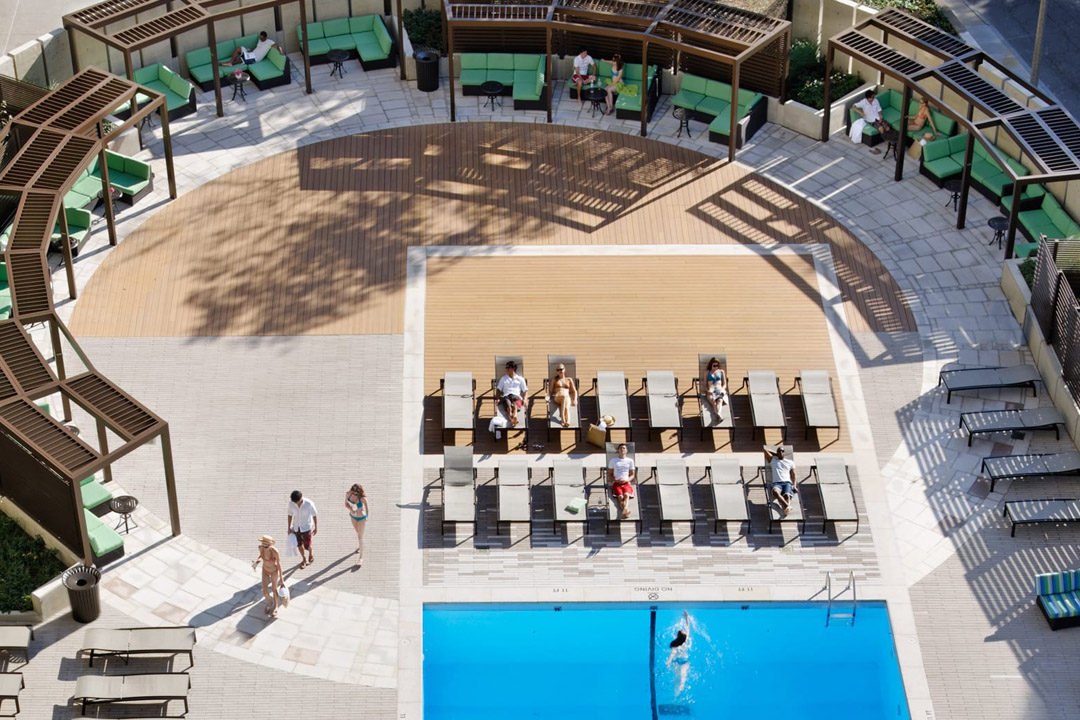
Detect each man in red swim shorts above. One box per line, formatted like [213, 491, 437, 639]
[607, 442, 636, 519]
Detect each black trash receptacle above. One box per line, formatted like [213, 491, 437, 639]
[415, 51, 439, 92]
[63, 565, 101, 623]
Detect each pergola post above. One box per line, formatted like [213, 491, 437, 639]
[545, 27, 553, 124]
[208, 22, 224, 118]
[96, 417, 113, 484]
[299, 0, 313, 94]
[821, 44, 834, 142]
[397, 0, 406, 81]
[67, 28, 81, 73]
[894, 83, 912, 182]
[97, 120, 117, 247]
[159, 99, 178, 199]
[728, 61, 740, 162]
[161, 425, 181, 536]
[123, 51, 143, 151]
[956, 132, 974, 230]
[448, 24, 456, 121]
[1005, 181, 1023, 259]
[72, 478, 94, 566]
[57, 203, 77, 299]
[48, 319, 73, 421]
[639, 38, 648, 137]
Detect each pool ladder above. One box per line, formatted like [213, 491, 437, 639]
[826, 571, 856, 626]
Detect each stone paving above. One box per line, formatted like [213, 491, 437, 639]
[5, 43, 1080, 719]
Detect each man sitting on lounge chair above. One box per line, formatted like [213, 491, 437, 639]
[224, 32, 282, 66]
[496, 360, 528, 427]
[608, 442, 636, 519]
[764, 445, 796, 516]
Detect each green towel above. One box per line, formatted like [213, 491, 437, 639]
[565, 497, 587, 514]
[605, 79, 638, 97]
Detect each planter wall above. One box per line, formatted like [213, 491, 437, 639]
[0, 497, 77, 622]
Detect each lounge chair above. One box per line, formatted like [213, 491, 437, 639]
[796, 370, 839, 440]
[694, 353, 733, 442]
[0, 673, 23, 717]
[746, 370, 786, 440]
[73, 672, 191, 715]
[491, 355, 528, 442]
[706, 458, 748, 535]
[1035, 569, 1080, 630]
[604, 442, 640, 533]
[981, 452, 1080, 492]
[960, 408, 1066, 446]
[543, 355, 580, 442]
[441, 372, 475, 444]
[761, 444, 803, 533]
[938, 364, 1041, 403]
[0, 625, 32, 662]
[654, 457, 693, 533]
[440, 447, 476, 534]
[552, 457, 588, 530]
[643, 371, 682, 441]
[593, 371, 632, 441]
[812, 456, 860, 535]
[83, 626, 197, 668]
[1003, 498, 1080, 537]
[495, 457, 531, 535]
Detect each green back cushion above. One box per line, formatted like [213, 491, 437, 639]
[736, 89, 759, 106]
[596, 60, 612, 78]
[168, 74, 190, 97]
[304, 22, 325, 40]
[879, 89, 901, 109]
[922, 138, 951, 162]
[487, 53, 514, 71]
[186, 47, 211, 67]
[459, 53, 486, 70]
[133, 65, 160, 84]
[374, 20, 391, 53]
[350, 15, 375, 33]
[1006, 157, 1028, 176]
[105, 151, 125, 172]
[323, 18, 350, 37]
[236, 33, 259, 50]
[948, 133, 968, 155]
[623, 63, 642, 82]
[704, 79, 731, 102]
[972, 141, 991, 161]
[217, 40, 236, 58]
[934, 112, 955, 136]
[514, 54, 537, 70]
[680, 73, 707, 95]
[124, 157, 149, 178]
[268, 47, 286, 71]
[0, 262, 7, 283]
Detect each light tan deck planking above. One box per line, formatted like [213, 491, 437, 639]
[424, 255, 852, 455]
[70, 123, 914, 339]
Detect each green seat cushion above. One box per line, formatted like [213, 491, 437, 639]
[188, 64, 218, 84]
[459, 53, 486, 70]
[72, 174, 101, 197]
[186, 47, 212, 69]
[305, 38, 331, 56]
[615, 86, 643, 112]
[882, 106, 901, 128]
[512, 73, 542, 101]
[84, 510, 123, 556]
[1042, 590, 1080, 619]
[323, 18, 351, 38]
[249, 56, 284, 80]
[969, 158, 1001, 184]
[922, 157, 962, 179]
[979, 172, 1012, 198]
[460, 68, 486, 86]
[695, 95, 728, 117]
[350, 15, 376, 33]
[671, 89, 704, 110]
[357, 35, 388, 62]
[63, 190, 95, 209]
[80, 477, 112, 511]
[327, 34, 356, 51]
[486, 69, 515, 86]
[707, 104, 753, 133]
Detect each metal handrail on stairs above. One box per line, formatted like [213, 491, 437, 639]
[826, 570, 857, 626]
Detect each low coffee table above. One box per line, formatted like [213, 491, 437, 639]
[327, 49, 349, 79]
[480, 80, 504, 111]
[581, 86, 606, 119]
[110, 495, 139, 534]
[228, 71, 250, 101]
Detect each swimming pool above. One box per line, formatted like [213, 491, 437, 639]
[423, 602, 910, 720]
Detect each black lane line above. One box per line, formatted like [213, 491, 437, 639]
[649, 607, 659, 720]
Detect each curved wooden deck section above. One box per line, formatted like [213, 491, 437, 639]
[69, 123, 915, 337]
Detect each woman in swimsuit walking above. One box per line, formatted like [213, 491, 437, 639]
[345, 483, 369, 567]
[666, 610, 692, 696]
[253, 535, 283, 617]
[549, 363, 578, 428]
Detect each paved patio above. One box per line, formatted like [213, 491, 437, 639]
[5, 44, 1080, 720]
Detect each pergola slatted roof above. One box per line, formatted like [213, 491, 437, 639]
[65, 373, 159, 441]
[70, 0, 162, 28]
[833, 31, 927, 77]
[933, 61, 1025, 118]
[0, 397, 101, 473]
[868, 7, 973, 57]
[112, 5, 208, 46]
[0, 323, 54, 392]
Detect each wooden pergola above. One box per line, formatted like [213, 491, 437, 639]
[0, 68, 180, 565]
[823, 8, 1080, 258]
[444, 0, 791, 160]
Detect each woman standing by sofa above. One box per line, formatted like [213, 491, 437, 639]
[345, 484, 369, 567]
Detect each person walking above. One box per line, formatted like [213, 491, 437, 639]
[345, 483, 369, 567]
[287, 490, 318, 568]
[252, 535, 283, 617]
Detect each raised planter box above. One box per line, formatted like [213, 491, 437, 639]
[767, 82, 873, 141]
[0, 496, 79, 622]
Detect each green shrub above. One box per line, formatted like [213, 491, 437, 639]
[403, 8, 444, 54]
[0, 512, 65, 613]
[787, 37, 862, 110]
[794, 71, 863, 110]
[862, 0, 955, 33]
[1019, 257, 1036, 288]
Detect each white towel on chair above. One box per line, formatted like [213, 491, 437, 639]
[849, 118, 866, 143]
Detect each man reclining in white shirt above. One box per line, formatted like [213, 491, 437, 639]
[224, 32, 282, 66]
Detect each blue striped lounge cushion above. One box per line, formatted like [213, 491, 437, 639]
[1042, 590, 1080, 619]
[1036, 571, 1073, 596]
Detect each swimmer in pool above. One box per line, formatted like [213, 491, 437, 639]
[666, 610, 691, 696]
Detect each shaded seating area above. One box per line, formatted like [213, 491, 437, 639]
[847, 88, 956, 147]
[564, 60, 661, 121]
[186, 35, 290, 91]
[959, 408, 1066, 446]
[671, 73, 767, 148]
[1035, 569, 1080, 630]
[297, 15, 396, 70]
[981, 452, 1080, 492]
[460, 53, 548, 111]
[80, 474, 114, 514]
[1004, 499, 1080, 537]
[115, 64, 196, 122]
[938, 365, 1041, 403]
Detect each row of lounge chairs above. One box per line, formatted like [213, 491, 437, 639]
[442, 355, 840, 444]
[0, 625, 195, 716]
[439, 444, 859, 537]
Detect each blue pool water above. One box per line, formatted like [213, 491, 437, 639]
[423, 602, 911, 720]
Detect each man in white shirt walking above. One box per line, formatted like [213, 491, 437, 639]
[287, 490, 319, 568]
[495, 360, 528, 427]
[225, 31, 282, 66]
[572, 48, 596, 107]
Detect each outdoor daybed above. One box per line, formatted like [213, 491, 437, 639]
[458, 53, 547, 111]
[297, 15, 395, 69]
[115, 63, 196, 122]
[671, 72, 767, 148]
[185, 35, 290, 91]
[847, 88, 956, 147]
[565, 60, 661, 121]
[1035, 569, 1080, 630]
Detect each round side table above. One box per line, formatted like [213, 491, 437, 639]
[110, 495, 139, 534]
[673, 106, 692, 138]
[480, 81, 504, 111]
[988, 216, 1010, 250]
[327, 49, 349, 80]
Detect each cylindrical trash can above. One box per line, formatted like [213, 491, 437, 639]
[62, 565, 101, 623]
[415, 51, 439, 92]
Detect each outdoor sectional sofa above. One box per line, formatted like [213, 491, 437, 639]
[3, 206, 93, 256]
[1002, 193, 1080, 257]
[847, 88, 956, 146]
[459, 53, 547, 111]
[84, 508, 124, 564]
[1036, 569, 1080, 630]
[114, 63, 196, 122]
[185, 36, 290, 91]
[81, 474, 114, 516]
[671, 72, 767, 148]
[296, 15, 396, 70]
[564, 60, 661, 121]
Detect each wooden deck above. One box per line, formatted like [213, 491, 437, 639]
[424, 255, 851, 455]
[70, 123, 915, 338]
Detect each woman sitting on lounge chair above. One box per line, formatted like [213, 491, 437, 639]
[704, 357, 728, 415]
[549, 363, 578, 428]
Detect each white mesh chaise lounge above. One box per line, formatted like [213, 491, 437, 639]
[543, 355, 580, 442]
[959, 408, 1066, 446]
[694, 353, 733, 442]
[551, 457, 588, 532]
[495, 457, 531, 535]
[491, 355, 529, 443]
[83, 626, 196, 668]
[644, 370, 682, 441]
[0, 625, 32, 663]
[1003, 498, 1080, 536]
[939, 365, 1041, 403]
[706, 458, 748, 536]
[593, 371, 632, 441]
[0, 672, 23, 717]
[761, 444, 803, 534]
[440, 447, 476, 534]
[604, 441, 640, 533]
[812, 456, 860, 535]
[654, 457, 693, 534]
[796, 370, 839, 440]
[441, 372, 475, 445]
[746, 370, 786, 440]
[981, 452, 1080, 492]
[73, 672, 191, 716]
